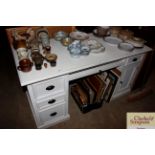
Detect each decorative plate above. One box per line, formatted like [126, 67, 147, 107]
[118, 42, 134, 51]
[126, 37, 145, 48]
[104, 36, 123, 45]
[81, 39, 105, 53]
[36, 28, 49, 42]
[81, 39, 102, 49]
[70, 31, 89, 40]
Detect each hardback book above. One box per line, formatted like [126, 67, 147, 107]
[104, 71, 119, 102]
[97, 73, 110, 102]
[86, 75, 106, 103]
[71, 83, 88, 106]
[78, 79, 95, 104]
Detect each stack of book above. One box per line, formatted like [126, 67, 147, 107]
[71, 68, 121, 113]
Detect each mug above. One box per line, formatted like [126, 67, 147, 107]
[17, 58, 33, 72]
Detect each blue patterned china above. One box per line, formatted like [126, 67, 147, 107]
[80, 45, 90, 55]
[54, 31, 68, 41]
[69, 31, 89, 40]
[68, 40, 81, 57]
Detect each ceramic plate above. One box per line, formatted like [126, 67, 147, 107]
[70, 31, 89, 40]
[36, 28, 49, 42]
[81, 39, 103, 49]
[118, 42, 134, 51]
[81, 39, 105, 53]
[104, 36, 123, 45]
[91, 46, 105, 53]
[126, 39, 144, 48]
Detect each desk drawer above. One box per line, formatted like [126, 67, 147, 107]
[69, 60, 124, 81]
[37, 94, 65, 110]
[127, 54, 144, 64]
[30, 76, 65, 100]
[39, 103, 65, 123]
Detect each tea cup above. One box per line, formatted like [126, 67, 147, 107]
[17, 58, 33, 72]
[45, 53, 57, 67]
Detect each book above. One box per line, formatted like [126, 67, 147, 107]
[78, 79, 95, 104]
[86, 75, 106, 103]
[71, 83, 88, 105]
[104, 71, 119, 102]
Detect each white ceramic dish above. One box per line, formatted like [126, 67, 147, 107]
[70, 31, 89, 40]
[91, 46, 105, 53]
[81, 39, 102, 49]
[118, 42, 134, 52]
[81, 39, 105, 53]
[126, 38, 145, 48]
[104, 36, 123, 45]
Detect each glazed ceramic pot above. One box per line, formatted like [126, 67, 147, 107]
[80, 45, 90, 55]
[16, 40, 27, 49]
[94, 26, 110, 37]
[17, 48, 28, 60]
[68, 40, 81, 57]
[109, 27, 122, 37]
[54, 31, 68, 41]
[61, 37, 72, 46]
[118, 30, 134, 41]
[45, 53, 57, 66]
[17, 58, 33, 72]
[31, 52, 44, 70]
[39, 32, 50, 48]
[30, 39, 40, 52]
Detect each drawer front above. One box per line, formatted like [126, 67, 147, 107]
[69, 59, 124, 81]
[39, 103, 65, 123]
[37, 94, 65, 110]
[127, 54, 143, 64]
[31, 76, 65, 100]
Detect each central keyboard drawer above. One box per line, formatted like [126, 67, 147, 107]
[30, 76, 65, 100]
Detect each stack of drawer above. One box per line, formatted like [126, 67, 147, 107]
[27, 75, 69, 128]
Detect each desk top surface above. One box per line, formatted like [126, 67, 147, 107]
[11, 34, 152, 86]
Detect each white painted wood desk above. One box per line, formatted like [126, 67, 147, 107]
[10, 34, 152, 128]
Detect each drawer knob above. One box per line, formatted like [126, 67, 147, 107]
[48, 99, 56, 104]
[120, 81, 123, 84]
[50, 112, 57, 117]
[46, 85, 55, 90]
[132, 58, 138, 62]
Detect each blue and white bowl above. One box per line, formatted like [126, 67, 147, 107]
[68, 40, 81, 57]
[54, 31, 68, 41]
[80, 45, 90, 55]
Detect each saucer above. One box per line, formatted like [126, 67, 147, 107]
[70, 31, 89, 40]
[104, 36, 123, 45]
[118, 42, 134, 52]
